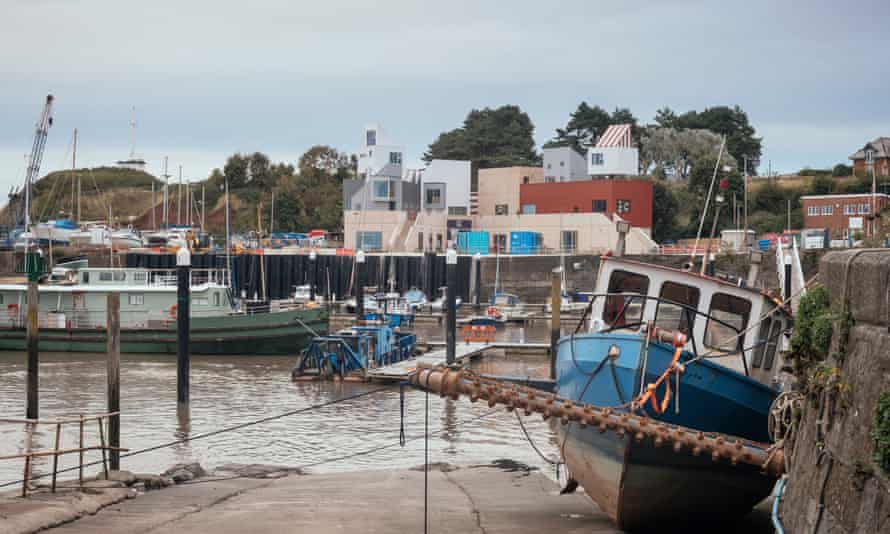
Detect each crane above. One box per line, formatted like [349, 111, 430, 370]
[22, 94, 55, 231]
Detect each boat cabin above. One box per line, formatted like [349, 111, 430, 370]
[588, 256, 791, 385]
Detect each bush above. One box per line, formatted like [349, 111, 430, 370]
[833, 163, 853, 177]
[873, 391, 890, 474]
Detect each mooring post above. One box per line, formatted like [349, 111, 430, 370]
[550, 267, 561, 380]
[355, 250, 365, 325]
[176, 247, 191, 405]
[106, 292, 121, 470]
[784, 250, 792, 302]
[309, 249, 317, 302]
[473, 252, 482, 310]
[446, 248, 458, 364]
[25, 250, 41, 419]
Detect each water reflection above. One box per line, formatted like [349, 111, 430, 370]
[0, 325, 558, 485]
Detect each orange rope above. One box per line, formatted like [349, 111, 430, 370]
[634, 343, 686, 415]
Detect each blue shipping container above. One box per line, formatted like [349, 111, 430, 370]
[510, 231, 540, 254]
[457, 231, 489, 255]
[757, 239, 771, 252]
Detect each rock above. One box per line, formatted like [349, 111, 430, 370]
[161, 476, 175, 487]
[82, 479, 126, 490]
[98, 470, 137, 486]
[212, 463, 303, 479]
[163, 462, 206, 479]
[169, 469, 194, 484]
[134, 473, 168, 490]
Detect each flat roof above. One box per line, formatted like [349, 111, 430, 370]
[800, 193, 890, 200]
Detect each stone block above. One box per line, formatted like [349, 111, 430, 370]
[820, 249, 890, 326]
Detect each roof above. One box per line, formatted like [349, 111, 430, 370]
[595, 124, 634, 148]
[849, 137, 890, 160]
[800, 193, 890, 200]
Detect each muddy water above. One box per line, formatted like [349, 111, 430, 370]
[0, 323, 562, 487]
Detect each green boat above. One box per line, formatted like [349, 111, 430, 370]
[0, 267, 328, 355]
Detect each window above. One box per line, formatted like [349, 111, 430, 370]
[522, 204, 537, 214]
[213, 292, 221, 307]
[113, 271, 126, 281]
[752, 318, 782, 370]
[99, 272, 113, 281]
[424, 184, 445, 208]
[366, 129, 376, 147]
[704, 293, 751, 351]
[616, 199, 631, 213]
[0, 294, 3, 304]
[844, 204, 856, 215]
[560, 161, 565, 167]
[418, 232, 424, 251]
[860, 203, 871, 214]
[591, 153, 604, 166]
[193, 297, 209, 306]
[546, 163, 552, 169]
[523, 176, 530, 184]
[356, 231, 383, 251]
[592, 199, 607, 212]
[865, 149, 874, 164]
[807, 205, 819, 216]
[448, 206, 467, 215]
[561, 230, 577, 253]
[128, 294, 144, 306]
[495, 204, 509, 215]
[654, 282, 700, 337]
[133, 272, 147, 282]
[821, 205, 832, 216]
[603, 270, 649, 326]
[545, 176, 556, 183]
[493, 234, 507, 252]
[389, 152, 402, 165]
[426, 188, 441, 205]
[435, 234, 443, 251]
[372, 180, 392, 200]
[83, 272, 90, 283]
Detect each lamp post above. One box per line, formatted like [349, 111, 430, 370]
[309, 249, 317, 302]
[355, 250, 365, 325]
[701, 182, 727, 276]
[446, 247, 457, 365]
[615, 220, 631, 257]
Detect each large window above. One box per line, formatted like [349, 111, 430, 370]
[495, 204, 509, 215]
[493, 234, 507, 252]
[844, 204, 856, 215]
[99, 272, 113, 281]
[522, 204, 537, 214]
[591, 153, 604, 166]
[752, 318, 782, 370]
[860, 203, 871, 214]
[821, 205, 832, 215]
[128, 294, 144, 306]
[561, 230, 577, 253]
[425, 186, 442, 206]
[366, 129, 377, 146]
[592, 199, 607, 212]
[807, 206, 819, 216]
[389, 151, 402, 165]
[603, 270, 649, 326]
[654, 282, 700, 337]
[372, 180, 391, 200]
[356, 231, 383, 251]
[704, 293, 751, 351]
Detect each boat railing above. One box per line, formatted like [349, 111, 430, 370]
[0, 306, 224, 330]
[575, 292, 748, 375]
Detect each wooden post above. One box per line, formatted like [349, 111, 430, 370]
[176, 248, 191, 405]
[106, 293, 121, 471]
[51, 422, 61, 492]
[550, 268, 561, 380]
[355, 251, 365, 325]
[22, 423, 33, 497]
[26, 279, 39, 420]
[97, 417, 108, 478]
[78, 414, 84, 484]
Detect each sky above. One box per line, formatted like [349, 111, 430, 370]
[1, 0, 888, 200]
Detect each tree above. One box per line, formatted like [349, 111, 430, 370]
[424, 105, 539, 168]
[547, 103, 639, 153]
[640, 127, 735, 180]
[298, 145, 354, 183]
[832, 163, 853, 177]
[810, 175, 834, 195]
[651, 179, 679, 242]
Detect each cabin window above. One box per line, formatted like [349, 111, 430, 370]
[133, 272, 147, 282]
[603, 270, 649, 326]
[0, 294, 3, 304]
[762, 319, 782, 370]
[128, 294, 144, 306]
[213, 292, 221, 306]
[193, 297, 209, 306]
[82, 272, 90, 283]
[99, 272, 113, 281]
[113, 272, 126, 282]
[704, 293, 751, 351]
[654, 282, 700, 337]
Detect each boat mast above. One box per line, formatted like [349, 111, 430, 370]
[24, 94, 54, 238]
[71, 128, 78, 222]
[177, 165, 183, 226]
[201, 184, 205, 231]
[225, 177, 233, 308]
[162, 156, 170, 229]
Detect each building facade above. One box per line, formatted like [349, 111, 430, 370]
[518, 179, 653, 229]
[588, 124, 639, 177]
[800, 193, 889, 239]
[476, 166, 545, 216]
[850, 137, 890, 177]
[542, 146, 588, 182]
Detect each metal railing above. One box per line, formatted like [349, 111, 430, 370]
[0, 412, 127, 497]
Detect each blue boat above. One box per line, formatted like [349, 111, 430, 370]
[554, 256, 792, 530]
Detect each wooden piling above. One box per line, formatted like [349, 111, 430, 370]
[26, 281, 39, 419]
[176, 249, 191, 405]
[550, 269, 561, 380]
[78, 415, 84, 484]
[446, 250, 457, 365]
[97, 417, 108, 478]
[106, 293, 121, 470]
[51, 422, 61, 492]
[22, 423, 33, 497]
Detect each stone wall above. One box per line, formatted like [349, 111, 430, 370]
[782, 249, 890, 534]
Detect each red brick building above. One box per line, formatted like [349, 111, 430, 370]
[518, 179, 653, 229]
[800, 193, 890, 238]
[850, 137, 890, 177]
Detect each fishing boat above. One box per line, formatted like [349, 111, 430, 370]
[0, 266, 327, 354]
[552, 255, 791, 530]
[403, 287, 427, 311]
[488, 292, 531, 322]
[430, 286, 462, 313]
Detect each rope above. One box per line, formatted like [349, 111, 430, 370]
[0, 387, 389, 489]
[513, 411, 560, 466]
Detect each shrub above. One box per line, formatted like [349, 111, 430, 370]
[872, 391, 890, 474]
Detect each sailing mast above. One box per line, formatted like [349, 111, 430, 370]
[177, 165, 183, 226]
[162, 156, 170, 229]
[71, 128, 78, 222]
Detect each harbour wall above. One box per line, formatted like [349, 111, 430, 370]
[782, 250, 890, 533]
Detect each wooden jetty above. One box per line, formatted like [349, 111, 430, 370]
[367, 342, 490, 381]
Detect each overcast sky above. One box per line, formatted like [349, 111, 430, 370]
[2, 0, 888, 199]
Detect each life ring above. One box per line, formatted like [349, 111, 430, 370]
[169, 304, 177, 319]
[7, 304, 19, 318]
[486, 306, 502, 320]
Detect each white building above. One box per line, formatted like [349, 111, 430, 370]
[419, 159, 472, 215]
[588, 124, 639, 177]
[357, 123, 405, 179]
[543, 146, 588, 182]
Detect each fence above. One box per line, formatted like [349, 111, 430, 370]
[0, 412, 127, 497]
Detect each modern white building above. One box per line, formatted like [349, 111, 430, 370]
[357, 123, 405, 179]
[588, 124, 639, 177]
[419, 159, 472, 215]
[543, 146, 588, 182]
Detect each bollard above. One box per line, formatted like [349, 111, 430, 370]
[446, 248, 457, 364]
[355, 251, 365, 325]
[106, 293, 121, 470]
[550, 267, 561, 380]
[176, 247, 191, 405]
[25, 251, 41, 420]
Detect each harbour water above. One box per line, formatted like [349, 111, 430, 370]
[0, 322, 559, 487]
